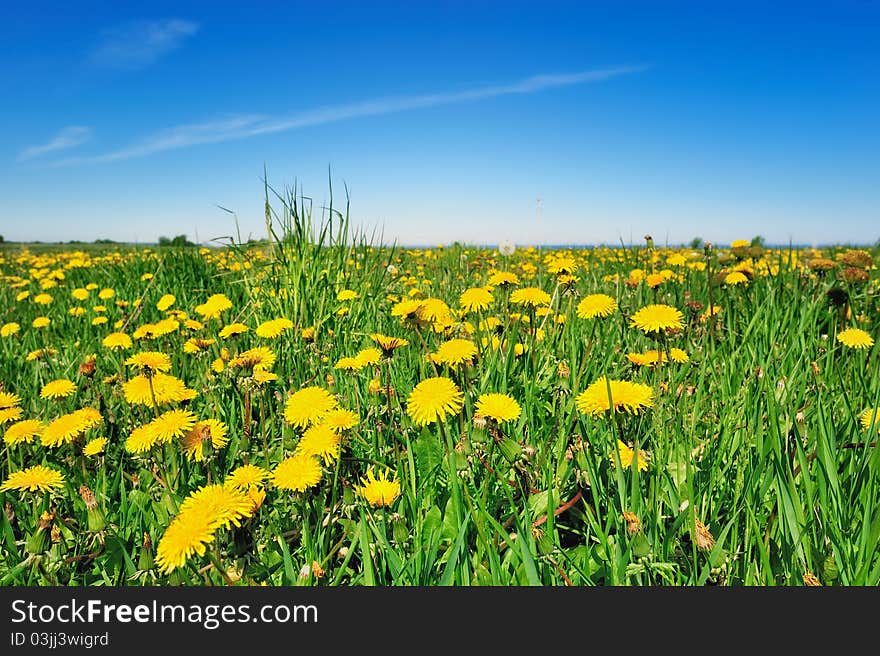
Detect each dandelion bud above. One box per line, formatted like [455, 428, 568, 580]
[27, 511, 54, 555]
[139, 532, 154, 570]
[79, 355, 97, 378]
[299, 564, 312, 579]
[693, 519, 715, 551]
[79, 485, 106, 533]
[311, 561, 325, 578]
[557, 361, 570, 378]
[802, 572, 822, 587]
[622, 511, 641, 535]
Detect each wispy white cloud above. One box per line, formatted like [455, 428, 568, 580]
[51, 66, 647, 166]
[18, 126, 92, 161]
[89, 19, 199, 70]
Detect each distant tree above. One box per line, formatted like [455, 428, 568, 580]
[0, 234, 4, 243]
[158, 234, 195, 247]
[689, 237, 703, 249]
[750, 235, 766, 248]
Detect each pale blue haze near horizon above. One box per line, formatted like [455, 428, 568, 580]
[1, 0, 878, 247]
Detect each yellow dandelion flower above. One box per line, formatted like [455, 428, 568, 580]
[1, 465, 65, 493]
[102, 332, 132, 350]
[296, 422, 341, 464]
[406, 376, 464, 426]
[459, 287, 494, 313]
[255, 317, 293, 339]
[475, 393, 521, 423]
[194, 293, 233, 320]
[41, 411, 90, 447]
[355, 347, 382, 368]
[337, 289, 358, 301]
[226, 464, 268, 490]
[229, 347, 276, 371]
[510, 287, 551, 307]
[369, 333, 409, 355]
[125, 351, 172, 373]
[283, 387, 338, 427]
[576, 377, 654, 416]
[356, 469, 401, 507]
[155, 484, 254, 573]
[40, 378, 77, 399]
[83, 437, 108, 456]
[630, 304, 684, 334]
[4, 419, 44, 446]
[613, 440, 649, 472]
[72, 288, 89, 301]
[645, 273, 665, 288]
[334, 356, 363, 371]
[670, 348, 689, 363]
[271, 454, 323, 492]
[122, 373, 197, 407]
[391, 299, 425, 320]
[0, 407, 23, 424]
[576, 294, 618, 319]
[859, 408, 880, 433]
[156, 294, 176, 311]
[486, 271, 520, 288]
[724, 271, 749, 286]
[32, 317, 51, 328]
[180, 419, 229, 461]
[431, 338, 478, 367]
[98, 288, 115, 300]
[0, 392, 21, 409]
[149, 409, 197, 445]
[322, 408, 359, 432]
[125, 424, 157, 453]
[1, 322, 20, 337]
[219, 322, 249, 339]
[183, 337, 216, 354]
[837, 328, 874, 350]
[253, 369, 278, 384]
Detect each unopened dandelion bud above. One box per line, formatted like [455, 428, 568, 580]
[27, 511, 54, 555]
[802, 572, 822, 587]
[299, 563, 312, 579]
[79, 485, 106, 532]
[499, 437, 522, 463]
[138, 532, 154, 570]
[622, 511, 641, 535]
[693, 519, 715, 551]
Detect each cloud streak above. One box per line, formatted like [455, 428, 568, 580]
[52, 66, 647, 166]
[89, 19, 199, 70]
[18, 126, 92, 161]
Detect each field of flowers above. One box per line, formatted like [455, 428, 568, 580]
[1, 203, 879, 586]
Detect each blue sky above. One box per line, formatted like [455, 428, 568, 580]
[1, 0, 878, 246]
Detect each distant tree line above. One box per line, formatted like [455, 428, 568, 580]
[158, 234, 196, 247]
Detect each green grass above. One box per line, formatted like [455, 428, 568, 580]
[1, 190, 879, 586]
